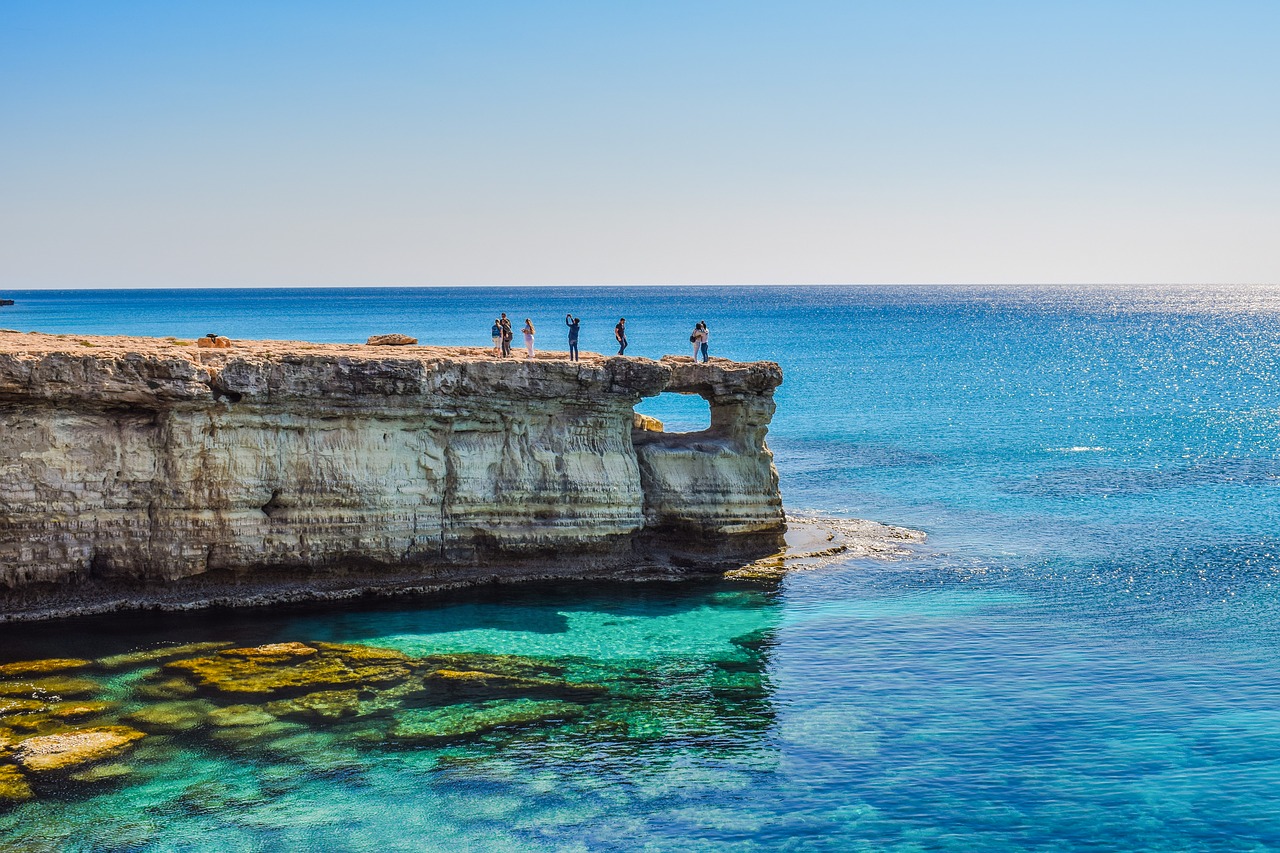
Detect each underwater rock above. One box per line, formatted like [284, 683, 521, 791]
[0, 676, 101, 699]
[123, 700, 214, 733]
[417, 653, 566, 679]
[0, 658, 91, 678]
[729, 628, 773, 655]
[420, 668, 605, 702]
[67, 762, 134, 784]
[265, 689, 365, 721]
[219, 642, 319, 661]
[204, 719, 302, 751]
[205, 705, 277, 728]
[165, 642, 412, 699]
[97, 642, 235, 670]
[707, 669, 769, 700]
[0, 698, 46, 716]
[1, 712, 69, 735]
[13, 725, 146, 774]
[390, 699, 585, 743]
[0, 764, 33, 803]
[47, 700, 115, 721]
[135, 677, 200, 701]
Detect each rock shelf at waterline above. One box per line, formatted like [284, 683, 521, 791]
[0, 330, 813, 620]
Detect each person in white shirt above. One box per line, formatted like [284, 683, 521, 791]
[522, 319, 536, 359]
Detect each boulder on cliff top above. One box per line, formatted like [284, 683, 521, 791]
[366, 334, 417, 346]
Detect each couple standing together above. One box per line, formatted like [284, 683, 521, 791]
[690, 322, 710, 363]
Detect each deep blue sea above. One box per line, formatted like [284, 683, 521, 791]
[3, 285, 1280, 851]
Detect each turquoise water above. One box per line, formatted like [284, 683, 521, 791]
[3, 285, 1280, 850]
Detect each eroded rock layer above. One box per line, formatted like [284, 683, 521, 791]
[0, 333, 784, 614]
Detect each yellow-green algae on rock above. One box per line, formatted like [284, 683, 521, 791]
[97, 642, 235, 671]
[0, 698, 45, 716]
[123, 700, 216, 734]
[205, 704, 277, 728]
[12, 726, 146, 774]
[45, 700, 116, 721]
[0, 676, 102, 699]
[163, 642, 413, 699]
[0, 637, 749, 812]
[0, 765, 33, 803]
[390, 699, 586, 742]
[421, 668, 607, 702]
[0, 659, 91, 678]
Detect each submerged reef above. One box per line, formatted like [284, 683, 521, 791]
[0, 332, 786, 620]
[0, 633, 778, 809]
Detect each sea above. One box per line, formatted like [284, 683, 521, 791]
[2, 285, 1280, 851]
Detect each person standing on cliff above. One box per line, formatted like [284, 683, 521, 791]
[500, 314, 513, 357]
[699, 321, 710, 362]
[690, 322, 703, 360]
[566, 314, 580, 362]
[491, 318, 502, 356]
[522, 319, 536, 359]
[615, 318, 627, 355]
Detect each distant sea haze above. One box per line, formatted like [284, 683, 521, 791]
[3, 284, 1280, 848]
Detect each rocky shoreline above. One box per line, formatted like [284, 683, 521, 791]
[0, 513, 925, 624]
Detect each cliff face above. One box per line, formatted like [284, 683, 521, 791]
[0, 333, 784, 608]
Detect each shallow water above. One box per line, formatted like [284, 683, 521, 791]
[3, 285, 1280, 849]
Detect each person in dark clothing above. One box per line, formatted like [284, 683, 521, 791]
[499, 313, 513, 357]
[566, 314, 580, 361]
[615, 318, 627, 355]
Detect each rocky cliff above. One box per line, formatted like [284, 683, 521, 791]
[0, 332, 784, 618]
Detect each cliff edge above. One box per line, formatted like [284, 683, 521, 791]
[0, 332, 784, 618]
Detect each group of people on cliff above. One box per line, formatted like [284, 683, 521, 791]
[488, 315, 710, 363]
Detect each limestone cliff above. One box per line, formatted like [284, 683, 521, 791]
[0, 332, 784, 616]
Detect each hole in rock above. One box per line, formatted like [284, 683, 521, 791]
[208, 382, 243, 403]
[260, 489, 284, 519]
[634, 392, 711, 434]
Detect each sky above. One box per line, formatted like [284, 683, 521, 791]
[1, 1, 1277, 288]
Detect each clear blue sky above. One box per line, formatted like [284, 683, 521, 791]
[2, 1, 1277, 288]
